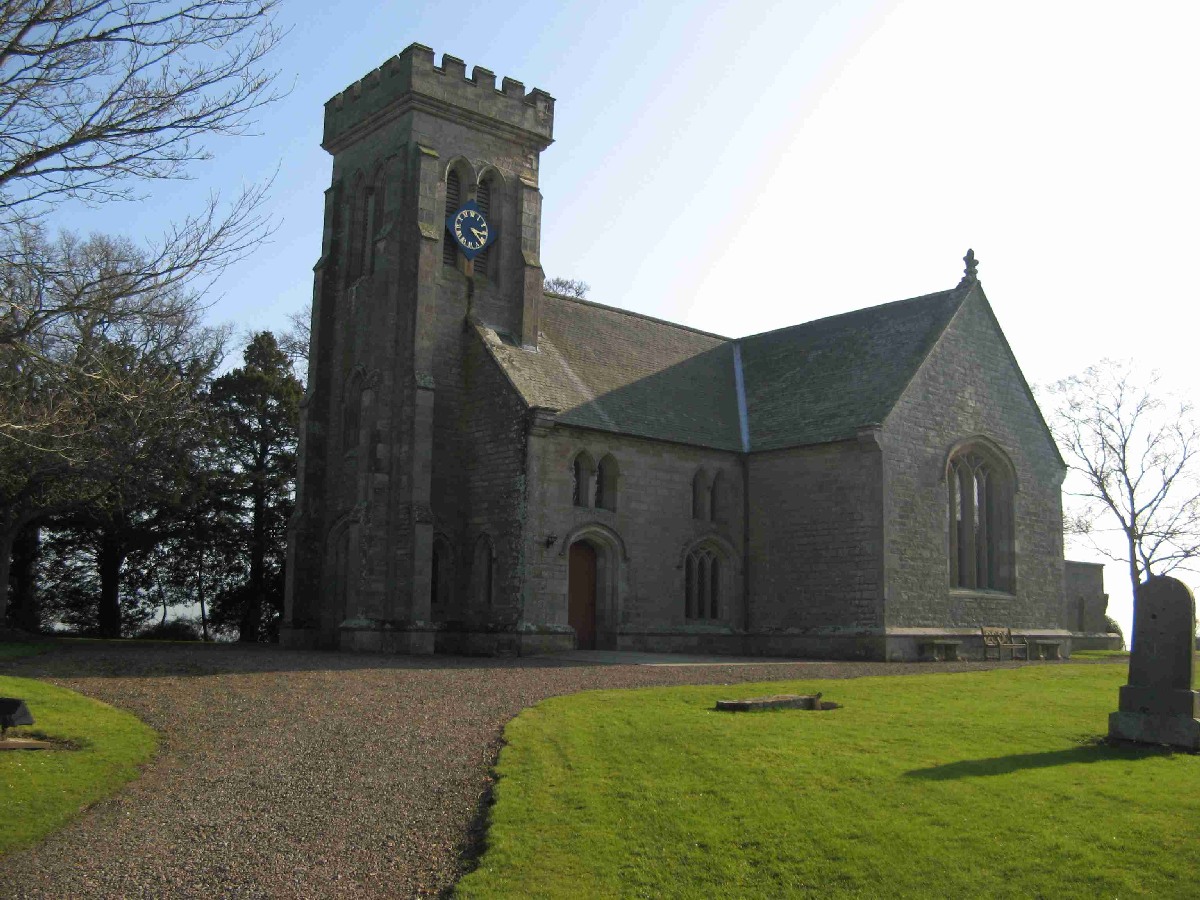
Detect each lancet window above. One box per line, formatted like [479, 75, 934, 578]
[685, 547, 721, 620]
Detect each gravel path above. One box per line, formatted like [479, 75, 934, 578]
[1, 642, 1025, 898]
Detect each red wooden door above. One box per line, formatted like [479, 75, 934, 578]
[568, 542, 597, 650]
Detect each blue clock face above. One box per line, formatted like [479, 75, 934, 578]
[446, 200, 494, 260]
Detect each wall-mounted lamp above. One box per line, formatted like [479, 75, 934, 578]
[544, 533, 558, 548]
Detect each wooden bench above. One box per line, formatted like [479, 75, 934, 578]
[981, 626, 1029, 661]
[1032, 640, 1063, 660]
[919, 640, 963, 662]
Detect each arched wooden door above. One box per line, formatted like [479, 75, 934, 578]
[568, 541, 598, 650]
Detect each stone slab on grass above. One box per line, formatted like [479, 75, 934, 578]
[716, 693, 835, 712]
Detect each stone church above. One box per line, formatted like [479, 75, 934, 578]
[283, 44, 1105, 660]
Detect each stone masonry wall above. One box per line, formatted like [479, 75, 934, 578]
[745, 440, 885, 632]
[880, 285, 1065, 629]
[522, 423, 744, 648]
[446, 328, 530, 631]
[1064, 560, 1109, 633]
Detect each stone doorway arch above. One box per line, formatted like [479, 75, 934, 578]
[561, 523, 627, 651]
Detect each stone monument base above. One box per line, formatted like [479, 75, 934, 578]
[1108, 710, 1200, 750]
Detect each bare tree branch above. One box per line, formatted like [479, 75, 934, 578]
[1047, 359, 1200, 608]
[0, 0, 284, 228]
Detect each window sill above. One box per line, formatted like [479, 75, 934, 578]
[949, 588, 1016, 600]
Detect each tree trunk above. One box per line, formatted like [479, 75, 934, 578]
[97, 537, 126, 638]
[240, 480, 267, 642]
[1127, 531, 1141, 653]
[9, 525, 41, 632]
[197, 544, 210, 642]
[0, 527, 14, 628]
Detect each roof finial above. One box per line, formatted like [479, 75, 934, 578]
[959, 248, 978, 287]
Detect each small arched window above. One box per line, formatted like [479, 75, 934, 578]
[474, 175, 494, 279]
[473, 534, 494, 609]
[366, 167, 385, 275]
[572, 451, 596, 507]
[692, 469, 710, 520]
[343, 372, 363, 451]
[685, 546, 721, 620]
[948, 446, 1014, 592]
[347, 175, 368, 283]
[709, 470, 726, 523]
[595, 454, 619, 511]
[443, 168, 462, 267]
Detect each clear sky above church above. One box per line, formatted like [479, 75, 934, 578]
[57, 0, 1199, 635]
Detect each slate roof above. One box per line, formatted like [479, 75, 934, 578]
[478, 286, 969, 452]
[739, 289, 964, 451]
[479, 294, 742, 450]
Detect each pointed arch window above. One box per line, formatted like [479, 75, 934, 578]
[473, 534, 495, 609]
[367, 170, 385, 275]
[595, 454, 619, 511]
[348, 176, 368, 283]
[572, 451, 596, 507]
[709, 471, 726, 523]
[685, 546, 721, 620]
[474, 175, 494, 279]
[443, 168, 462, 267]
[948, 447, 1014, 591]
[692, 469, 710, 520]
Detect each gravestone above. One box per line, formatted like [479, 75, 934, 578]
[1108, 576, 1200, 749]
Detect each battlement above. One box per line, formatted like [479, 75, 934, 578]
[323, 43, 555, 153]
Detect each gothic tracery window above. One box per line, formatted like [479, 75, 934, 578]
[948, 447, 1014, 591]
[685, 546, 721, 620]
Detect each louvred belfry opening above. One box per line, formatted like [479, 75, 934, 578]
[443, 169, 461, 267]
[474, 178, 491, 277]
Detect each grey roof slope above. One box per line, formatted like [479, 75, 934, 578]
[479, 294, 743, 450]
[739, 289, 965, 451]
[479, 287, 967, 452]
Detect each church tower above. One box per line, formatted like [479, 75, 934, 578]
[283, 45, 554, 652]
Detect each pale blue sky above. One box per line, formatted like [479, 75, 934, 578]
[56, 0, 1200, 635]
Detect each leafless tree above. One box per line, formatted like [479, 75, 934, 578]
[543, 276, 590, 299]
[1048, 359, 1200, 608]
[0, 0, 283, 228]
[0, 0, 282, 345]
[276, 302, 310, 382]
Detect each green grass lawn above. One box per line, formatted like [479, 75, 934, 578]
[1072, 649, 1130, 659]
[458, 664, 1200, 899]
[0, 674, 157, 856]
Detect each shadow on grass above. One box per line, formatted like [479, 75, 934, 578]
[906, 741, 1175, 780]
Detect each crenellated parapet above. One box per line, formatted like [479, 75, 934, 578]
[323, 43, 555, 154]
